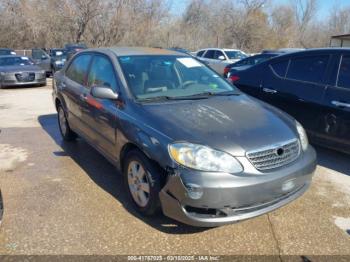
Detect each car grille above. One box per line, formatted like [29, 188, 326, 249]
[247, 139, 300, 171]
[15, 72, 35, 82]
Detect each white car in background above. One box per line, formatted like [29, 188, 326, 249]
[195, 48, 248, 74]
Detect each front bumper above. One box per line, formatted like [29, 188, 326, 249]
[1, 74, 46, 87]
[159, 146, 316, 227]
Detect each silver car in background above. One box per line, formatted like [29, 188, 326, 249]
[196, 48, 248, 74]
[0, 55, 46, 88]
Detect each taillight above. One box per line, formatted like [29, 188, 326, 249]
[229, 75, 240, 83]
[223, 66, 230, 76]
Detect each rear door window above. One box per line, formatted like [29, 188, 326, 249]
[286, 55, 329, 84]
[88, 55, 118, 92]
[270, 60, 289, 78]
[197, 50, 205, 57]
[203, 50, 215, 59]
[337, 55, 350, 89]
[66, 54, 92, 85]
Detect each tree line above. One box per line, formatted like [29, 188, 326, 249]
[0, 0, 349, 52]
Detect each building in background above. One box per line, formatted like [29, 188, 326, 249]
[330, 34, 350, 47]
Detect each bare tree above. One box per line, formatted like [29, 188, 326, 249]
[291, 0, 318, 47]
[0, 0, 342, 52]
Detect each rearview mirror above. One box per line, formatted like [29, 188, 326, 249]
[91, 86, 119, 100]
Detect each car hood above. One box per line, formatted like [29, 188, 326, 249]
[0, 65, 43, 73]
[138, 95, 298, 156]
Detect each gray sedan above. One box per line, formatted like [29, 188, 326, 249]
[0, 55, 46, 88]
[53, 47, 316, 227]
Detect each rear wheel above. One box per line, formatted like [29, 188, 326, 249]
[57, 105, 77, 141]
[123, 150, 161, 216]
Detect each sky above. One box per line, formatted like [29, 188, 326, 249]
[170, 0, 350, 19]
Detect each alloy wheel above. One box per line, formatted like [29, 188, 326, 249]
[127, 160, 151, 207]
[58, 107, 67, 136]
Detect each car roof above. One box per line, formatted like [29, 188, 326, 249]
[264, 47, 350, 61]
[222, 48, 242, 52]
[198, 48, 241, 52]
[283, 48, 350, 55]
[87, 47, 186, 56]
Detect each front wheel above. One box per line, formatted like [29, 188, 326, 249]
[123, 150, 162, 216]
[57, 105, 77, 141]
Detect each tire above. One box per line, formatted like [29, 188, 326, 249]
[123, 149, 161, 216]
[57, 105, 77, 141]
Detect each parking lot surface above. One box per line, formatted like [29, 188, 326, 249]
[0, 81, 349, 256]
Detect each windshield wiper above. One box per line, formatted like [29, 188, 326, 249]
[137, 96, 178, 102]
[176, 91, 240, 99]
[211, 91, 240, 96]
[138, 91, 240, 102]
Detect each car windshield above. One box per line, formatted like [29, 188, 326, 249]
[225, 51, 248, 60]
[0, 56, 33, 66]
[118, 55, 238, 101]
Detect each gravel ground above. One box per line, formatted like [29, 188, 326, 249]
[0, 81, 349, 257]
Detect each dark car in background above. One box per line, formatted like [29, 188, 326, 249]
[231, 48, 350, 154]
[65, 43, 87, 61]
[224, 52, 281, 78]
[53, 47, 316, 227]
[224, 49, 304, 78]
[0, 48, 16, 56]
[50, 48, 68, 72]
[0, 55, 46, 88]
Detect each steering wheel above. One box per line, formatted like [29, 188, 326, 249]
[182, 80, 197, 89]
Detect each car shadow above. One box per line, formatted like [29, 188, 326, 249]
[38, 114, 208, 234]
[314, 145, 350, 176]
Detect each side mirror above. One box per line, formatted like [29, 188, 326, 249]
[41, 55, 48, 60]
[218, 55, 226, 60]
[91, 86, 119, 100]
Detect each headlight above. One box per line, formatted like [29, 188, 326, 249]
[168, 143, 243, 173]
[296, 121, 308, 151]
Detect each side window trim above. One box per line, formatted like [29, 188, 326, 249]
[285, 59, 291, 78]
[335, 55, 343, 88]
[269, 59, 290, 79]
[223, 51, 229, 60]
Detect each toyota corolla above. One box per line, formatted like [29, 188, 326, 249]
[53, 47, 316, 227]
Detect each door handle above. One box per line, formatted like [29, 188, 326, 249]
[262, 88, 277, 94]
[331, 100, 350, 108]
